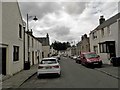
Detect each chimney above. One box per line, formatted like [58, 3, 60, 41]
[27, 29, 33, 35]
[99, 16, 105, 24]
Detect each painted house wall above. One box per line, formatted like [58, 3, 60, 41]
[2, 2, 24, 75]
[25, 33, 43, 65]
[0, 1, 2, 43]
[118, 19, 120, 57]
[42, 46, 50, 58]
[90, 18, 119, 60]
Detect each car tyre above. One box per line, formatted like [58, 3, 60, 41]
[37, 74, 40, 79]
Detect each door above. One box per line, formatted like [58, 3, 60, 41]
[108, 42, 116, 58]
[32, 51, 34, 65]
[0, 48, 6, 75]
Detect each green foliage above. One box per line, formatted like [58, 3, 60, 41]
[51, 41, 71, 51]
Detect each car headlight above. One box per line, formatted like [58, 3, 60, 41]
[87, 59, 91, 62]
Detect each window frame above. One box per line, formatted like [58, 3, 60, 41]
[13, 46, 19, 61]
[19, 24, 22, 39]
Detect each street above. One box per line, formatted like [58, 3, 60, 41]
[19, 57, 118, 88]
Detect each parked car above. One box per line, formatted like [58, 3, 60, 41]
[75, 55, 81, 64]
[80, 52, 103, 67]
[73, 55, 77, 60]
[53, 55, 60, 62]
[37, 57, 61, 78]
[110, 57, 120, 66]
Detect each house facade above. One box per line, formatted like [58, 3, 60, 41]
[80, 34, 90, 53]
[36, 33, 50, 58]
[1, 2, 43, 76]
[1, 2, 24, 75]
[76, 41, 81, 56]
[66, 47, 71, 57]
[89, 13, 120, 61]
[24, 30, 42, 66]
[71, 45, 77, 56]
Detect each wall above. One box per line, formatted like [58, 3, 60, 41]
[42, 46, 50, 58]
[90, 21, 119, 61]
[2, 2, 23, 75]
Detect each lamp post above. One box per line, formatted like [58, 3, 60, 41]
[25, 13, 38, 70]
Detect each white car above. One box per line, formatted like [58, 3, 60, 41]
[37, 57, 61, 78]
[73, 56, 77, 60]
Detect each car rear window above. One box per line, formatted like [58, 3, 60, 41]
[40, 59, 57, 64]
[85, 53, 98, 58]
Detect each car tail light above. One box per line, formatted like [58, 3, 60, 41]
[53, 65, 59, 68]
[38, 66, 44, 69]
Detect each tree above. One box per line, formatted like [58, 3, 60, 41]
[51, 41, 71, 51]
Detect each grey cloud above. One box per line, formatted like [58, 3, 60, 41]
[52, 26, 70, 36]
[62, 2, 86, 15]
[19, 2, 62, 20]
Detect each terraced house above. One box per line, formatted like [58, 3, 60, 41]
[1, 1, 42, 76]
[89, 13, 120, 62]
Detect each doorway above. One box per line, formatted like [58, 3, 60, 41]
[32, 51, 34, 65]
[0, 48, 6, 75]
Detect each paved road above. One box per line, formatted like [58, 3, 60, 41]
[19, 57, 118, 88]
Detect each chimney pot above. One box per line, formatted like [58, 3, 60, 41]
[99, 15, 105, 24]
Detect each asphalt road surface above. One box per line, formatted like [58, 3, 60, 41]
[19, 57, 118, 88]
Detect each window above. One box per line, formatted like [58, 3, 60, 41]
[92, 32, 97, 39]
[107, 26, 111, 35]
[13, 46, 19, 61]
[101, 28, 104, 37]
[99, 43, 107, 53]
[19, 24, 22, 39]
[32, 38, 34, 48]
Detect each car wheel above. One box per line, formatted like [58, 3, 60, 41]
[37, 74, 40, 79]
[57, 73, 61, 77]
[76, 60, 78, 63]
[78, 61, 81, 64]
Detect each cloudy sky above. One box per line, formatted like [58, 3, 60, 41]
[18, 0, 120, 45]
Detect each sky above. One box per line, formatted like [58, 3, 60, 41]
[18, 0, 120, 45]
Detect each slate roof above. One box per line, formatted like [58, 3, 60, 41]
[90, 12, 120, 34]
[36, 37, 49, 46]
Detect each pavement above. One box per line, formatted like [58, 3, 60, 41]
[1, 58, 119, 89]
[2, 64, 38, 89]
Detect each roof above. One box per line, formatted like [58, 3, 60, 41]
[90, 12, 120, 34]
[36, 37, 49, 46]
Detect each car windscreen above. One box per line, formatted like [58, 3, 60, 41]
[40, 59, 57, 64]
[85, 53, 98, 59]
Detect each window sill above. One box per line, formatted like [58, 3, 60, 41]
[13, 60, 19, 64]
[18, 38, 23, 41]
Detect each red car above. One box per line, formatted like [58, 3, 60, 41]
[80, 52, 103, 67]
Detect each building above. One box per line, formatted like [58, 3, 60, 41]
[1, 2, 24, 75]
[36, 33, 50, 58]
[89, 13, 120, 61]
[80, 34, 90, 53]
[76, 41, 81, 56]
[49, 46, 58, 56]
[66, 47, 71, 57]
[1, 1, 43, 76]
[71, 45, 77, 56]
[24, 30, 42, 66]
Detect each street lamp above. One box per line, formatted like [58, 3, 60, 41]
[26, 13, 38, 70]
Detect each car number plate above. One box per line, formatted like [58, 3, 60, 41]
[94, 62, 98, 64]
[46, 67, 51, 69]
